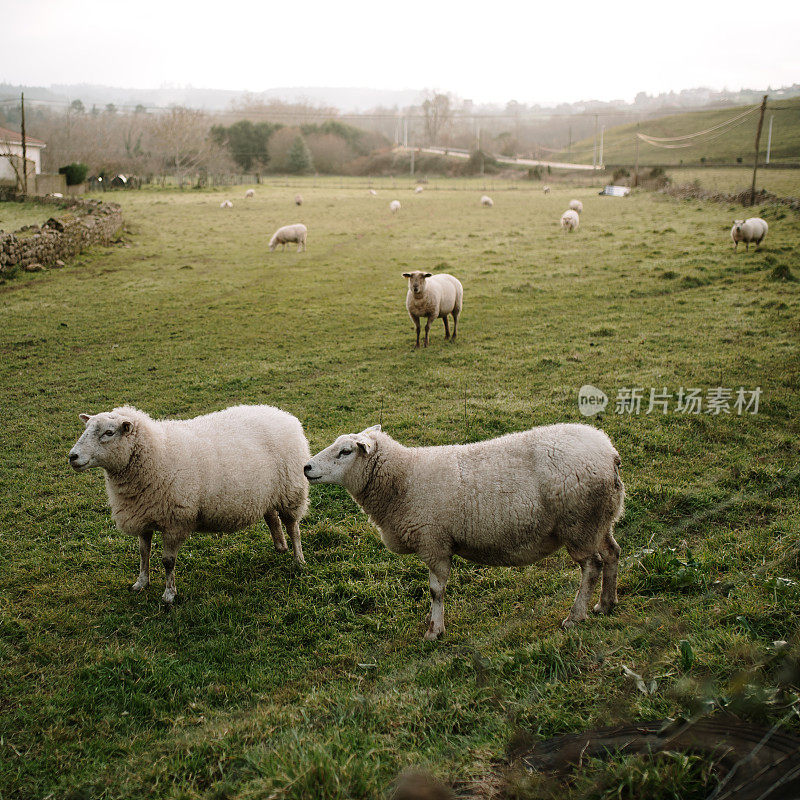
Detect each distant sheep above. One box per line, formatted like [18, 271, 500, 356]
[68, 405, 310, 603]
[390, 200, 401, 213]
[220, 200, 233, 209]
[304, 422, 624, 639]
[480, 195, 494, 207]
[403, 270, 462, 348]
[244, 189, 255, 199]
[294, 194, 303, 206]
[414, 186, 424, 194]
[731, 218, 768, 251]
[569, 199, 583, 213]
[561, 209, 580, 231]
[269, 223, 307, 252]
[543, 186, 551, 195]
[369, 189, 378, 196]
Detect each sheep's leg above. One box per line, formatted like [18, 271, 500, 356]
[265, 510, 288, 553]
[443, 315, 451, 341]
[424, 558, 451, 641]
[279, 511, 306, 566]
[562, 547, 603, 628]
[593, 532, 621, 615]
[161, 532, 183, 604]
[451, 309, 459, 340]
[132, 531, 152, 591]
[413, 317, 421, 349]
[423, 316, 432, 348]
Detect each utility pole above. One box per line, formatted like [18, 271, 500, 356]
[599, 125, 605, 169]
[749, 94, 768, 206]
[410, 146, 415, 176]
[633, 123, 640, 187]
[592, 114, 598, 169]
[765, 115, 774, 165]
[403, 117, 408, 148]
[20, 92, 28, 196]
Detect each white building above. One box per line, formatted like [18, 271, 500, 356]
[0, 126, 46, 184]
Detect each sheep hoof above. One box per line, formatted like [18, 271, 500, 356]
[593, 600, 617, 615]
[274, 543, 289, 553]
[424, 623, 443, 641]
[161, 588, 177, 604]
[131, 577, 149, 591]
[293, 555, 307, 568]
[560, 616, 576, 629]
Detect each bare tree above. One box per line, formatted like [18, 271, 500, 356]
[148, 106, 213, 186]
[421, 92, 453, 146]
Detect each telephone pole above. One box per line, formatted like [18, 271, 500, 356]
[20, 92, 28, 196]
[749, 94, 768, 207]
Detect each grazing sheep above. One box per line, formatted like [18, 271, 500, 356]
[543, 186, 551, 195]
[269, 223, 307, 252]
[403, 270, 462, 348]
[369, 189, 378, 196]
[414, 186, 424, 194]
[569, 199, 583, 213]
[390, 200, 401, 213]
[294, 194, 303, 206]
[220, 200, 233, 209]
[561, 209, 580, 231]
[480, 195, 494, 207]
[304, 423, 624, 640]
[244, 189, 255, 199]
[68, 405, 311, 603]
[731, 217, 768, 250]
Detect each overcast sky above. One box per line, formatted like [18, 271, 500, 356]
[3, 0, 799, 105]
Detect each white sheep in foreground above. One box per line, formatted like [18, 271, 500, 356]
[294, 194, 303, 206]
[220, 200, 233, 209]
[68, 405, 311, 603]
[244, 189, 255, 199]
[561, 209, 580, 231]
[403, 270, 462, 348]
[389, 200, 401, 213]
[731, 217, 768, 250]
[543, 186, 551, 195]
[369, 189, 378, 196]
[414, 186, 424, 194]
[304, 423, 624, 640]
[269, 223, 307, 252]
[480, 195, 494, 207]
[569, 199, 583, 213]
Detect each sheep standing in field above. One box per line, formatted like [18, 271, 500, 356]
[403, 270, 462, 348]
[244, 189, 255, 199]
[68, 405, 311, 603]
[304, 423, 624, 640]
[269, 223, 307, 252]
[390, 200, 401, 213]
[220, 200, 233, 209]
[369, 189, 378, 196]
[414, 186, 424, 194]
[569, 199, 583, 213]
[480, 195, 494, 207]
[294, 194, 303, 206]
[731, 217, 768, 250]
[561, 209, 580, 231]
[543, 186, 551, 195]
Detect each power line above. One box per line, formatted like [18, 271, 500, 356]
[635, 105, 758, 142]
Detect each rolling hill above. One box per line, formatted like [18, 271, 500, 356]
[562, 97, 800, 167]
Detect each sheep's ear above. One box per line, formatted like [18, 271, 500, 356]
[360, 424, 381, 434]
[120, 420, 133, 435]
[79, 413, 91, 424]
[423, 272, 432, 278]
[355, 437, 376, 455]
[402, 272, 411, 278]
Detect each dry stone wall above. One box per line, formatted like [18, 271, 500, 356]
[0, 197, 123, 274]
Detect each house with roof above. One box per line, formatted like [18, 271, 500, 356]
[0, 126, 46, 187]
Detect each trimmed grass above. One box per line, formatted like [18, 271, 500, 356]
[665, 167, 800, 197]
[0, 199, 64, 233]
[2, 179, 799, 799]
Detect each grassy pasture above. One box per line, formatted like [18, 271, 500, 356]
[0, 200, 64, 233]
[1, 178, 799, 799]
[665, 166, 800, 197]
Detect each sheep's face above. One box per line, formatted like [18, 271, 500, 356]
[402, 271, 433, 297]
[68, 412, 135, 473]
[304, 425, 381, 488]
[732, 220, 745, 234]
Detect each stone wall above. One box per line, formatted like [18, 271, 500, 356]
[0, 197, 123, 274]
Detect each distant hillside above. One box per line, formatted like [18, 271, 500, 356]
[562, 98, 800, 166]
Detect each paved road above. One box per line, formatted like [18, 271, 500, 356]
[394, 145, 600, 171]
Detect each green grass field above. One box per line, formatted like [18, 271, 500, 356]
[2, 179, 799, 799]
[565, 98, 800, 167]
[0, 199, 65, 233]
[665, 167, 800, 197]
